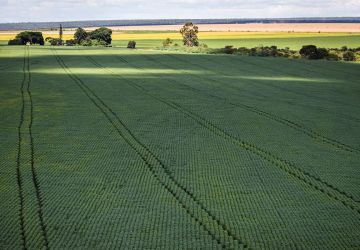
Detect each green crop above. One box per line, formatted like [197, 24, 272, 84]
[0, 46, 359, 249]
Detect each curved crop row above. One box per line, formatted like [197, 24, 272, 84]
[53, 50, 249, 250]
[97, 54, 360, 215]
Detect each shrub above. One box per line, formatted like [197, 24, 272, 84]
[222, 45, 237, 54]
[8, 39, 22, 45]
[127, 41, 136, 49]
[47, 38, 63, 46]
[237, 47, 250, 56]
[317, 48, 329, 59]
[341, 46, 348, 52]
[80, 38, 93, 46]
[163, 38, 173, 47]
[343, 51, 356, 61]
[300, 45, 319, 59]
[91, 39, 107, 46]
[65, 39, 77, 46]
[326, 52, 340, 61]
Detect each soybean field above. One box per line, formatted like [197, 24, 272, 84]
[1, 46, 360, 249]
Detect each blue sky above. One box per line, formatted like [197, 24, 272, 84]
[0, 0, 359, 23]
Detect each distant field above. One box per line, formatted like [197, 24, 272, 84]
[1, 46, 360, 249]
[1, 30, 360, 49]
[109, 32, 360, 49]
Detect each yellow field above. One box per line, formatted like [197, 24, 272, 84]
[1, 31, 360, 41]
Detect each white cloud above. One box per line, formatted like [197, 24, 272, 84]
[0, 0, 359, 22]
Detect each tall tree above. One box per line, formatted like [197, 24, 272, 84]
[74, 27, 88, 44]
[59, 24, 63, 42]
[180, 22, 199, 47]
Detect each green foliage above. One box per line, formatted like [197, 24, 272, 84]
[300, 45, 320, 59]
[65, 39, 77, 46]
[74, 27, 88, 44]
[180, 22, 199, 47]
[12, 31, 44, 45]
[59, 24, 63, 41]
[342, 51, 356, 61]
[74, 27, 112, 46]
[163, 38, 173, 47]
[80, 38, 93, 46]
[326, 51, 341, 61]
[127, 40, 136, 49]
[8, 39, 22, 45]
[1, 46, 360, 249]
[46, 38, 63, 46]
[89, 27, 112, 45]
[223, 45, 237, 54]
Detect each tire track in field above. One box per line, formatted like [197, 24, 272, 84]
[92, 54, 360, 215]
[162, 53, 360, 154]
[186, 54, 360, 124]
[170, 53, 360, 124]
[52, 49, 248, 250]
[26, 47, 50, 250]
[16, 47, 49, 250]
[15, 46, 27, 250]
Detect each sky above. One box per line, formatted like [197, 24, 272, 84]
[0, 0, 359, 23]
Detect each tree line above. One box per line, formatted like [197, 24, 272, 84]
[6, 22, 359, 61]
[8, 26, 112, 46]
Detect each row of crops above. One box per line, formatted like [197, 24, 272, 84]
[0, 46, 359, 249]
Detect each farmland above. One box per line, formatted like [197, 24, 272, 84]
[1, 31, 360, 49]
[0, 45, 360, 249]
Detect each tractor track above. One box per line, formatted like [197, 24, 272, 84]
[148, 54, 360, 154]
[95, 54, 360, 215]
[15, 46, 27, 250]
[15, 46, 49, 250]
[53, 49, 249, 250]
[26, 47, 50, 250]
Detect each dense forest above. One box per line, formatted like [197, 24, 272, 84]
[1, 17, 360, 30]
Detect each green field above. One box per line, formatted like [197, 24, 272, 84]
[1, 31, 360, 49]
[111, 35, 360, 49]
[1, 46, 360, 249]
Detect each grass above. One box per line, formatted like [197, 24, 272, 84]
[1, 31, 360, 49]
[0, 46, 360, 249]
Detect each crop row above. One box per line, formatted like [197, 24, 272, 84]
[52, 49, 249, 250]
[163, 53, 359, 154]
[90, 54, 360, 215]
[15, 47, 49, 250]
[143, 53, 360, 201]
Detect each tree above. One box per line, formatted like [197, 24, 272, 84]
[300, 46, 328, 60]
[89, 27, 112, 45]
[74, 27, 88, 44]
[180, 22, 199, 46]
[127, 41, 136, 49]
[59, 24, 63, 44]
[343, 51, 356, 61]
[13, 31, 44, 45]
